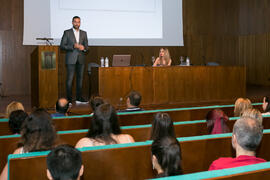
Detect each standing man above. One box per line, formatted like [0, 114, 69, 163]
[60, 16, 88, 104]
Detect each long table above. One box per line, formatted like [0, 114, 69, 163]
[91, 66, 246, 106]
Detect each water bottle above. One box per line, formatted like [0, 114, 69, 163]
[100, 57, 104, 67]
[105, 57, 109, 67]
[186, 57, 190, 66]
[152, 56, 155, 64]
[180, 56, 184, 65]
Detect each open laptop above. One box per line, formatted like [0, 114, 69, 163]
[112, 55, 131, 67]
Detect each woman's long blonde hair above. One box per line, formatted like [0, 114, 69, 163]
[234, 98, 252, 117]
[159, 48, 171, 65]
[6, 101, 25, 117]
[242, 108, 263, 124]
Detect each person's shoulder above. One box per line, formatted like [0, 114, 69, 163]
[80, 29, 87, 34]
[64, 28, 72, 32]
[251, 156, 267, 163]
[75, 137, 92, 148]
[118, 134, 135, 143]
[209, 157, 234, 170]
[63, 29, 73, 34]
[13, 147, 23, 154]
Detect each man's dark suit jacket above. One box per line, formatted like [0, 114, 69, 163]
[60, 28, 88, 64]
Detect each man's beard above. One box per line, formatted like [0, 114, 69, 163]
[73, 25, 80, 30]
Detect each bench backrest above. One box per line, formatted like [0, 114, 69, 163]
[0, 119, 209, 171]
[153, 162, 270, 180]
[2, 115, 270, 172]
[0, 103, 261, 136]
[8, 130, 270, 180]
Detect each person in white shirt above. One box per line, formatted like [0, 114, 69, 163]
[60, 16, 88, 104]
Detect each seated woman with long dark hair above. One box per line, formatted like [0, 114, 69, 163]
[150, 113, 176, 141]
[206, 109, 230, 134]
[0, 108, 57, 180]
[75, 103, 135, 148]
[151, 137, 182, 178]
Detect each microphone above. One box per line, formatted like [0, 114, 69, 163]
[36, 38, 54, 45]
[36, 38, 54, 41]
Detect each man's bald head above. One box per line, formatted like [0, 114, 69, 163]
[233, 116, 263, 151]
[56, 98, 69, 114]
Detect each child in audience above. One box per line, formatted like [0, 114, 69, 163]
[47, 145, 84, 180]
[242, 108, 263, 124]
[150, 113, 176, 140]
[234, 98, 252, 117]
[206, 109, 230, 134]
[75, 103, 134, 148]
[0, 108, 57, 180]
[209, 117, 265, 170]
[151, 137, 182, 177]
[262, 96, 270, 115]
[5, 101, 24, 118]
[8, 110, 28, 134]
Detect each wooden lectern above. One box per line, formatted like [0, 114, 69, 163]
[31, 46, 58, 108]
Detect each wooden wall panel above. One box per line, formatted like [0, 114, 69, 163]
[0, 0, 35, 96]
[239, 33, 270, 85]
[237, 0, 270, 86]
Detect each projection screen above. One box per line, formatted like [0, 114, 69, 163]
[23, 0, 183, 46]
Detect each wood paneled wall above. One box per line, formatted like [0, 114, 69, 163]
[0, 0, 35, 96]
[238, 0, 270, 85]
[1, 0, 270, 96]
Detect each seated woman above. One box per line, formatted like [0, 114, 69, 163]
[153, 48, 172, 67]
[5, 101, 25, 118]
[0, 108, 57, 180]
[8, 110, 28, 134]
[234, 98, 252, 117]
[206, 109, 230, 134]
[89, 96, 105, 115]
[90, 96, 105, 112]
[75, 103, 135, 148]
[262, 96, 270, 115]
[150, 113, 176, 141]
[242, 108, 263, 124]
[151, 137, 182, 177]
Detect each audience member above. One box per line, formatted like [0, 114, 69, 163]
[209, 117, 265, 170]
[234, 98, 252, 117]
[0, 108, 57, 180]
[150, 113, 176, 140]
[5, 101, 24, 118]
[151, 137, 182, 177]
[75, 103, 135, 148]
[8, 110, 28, 134]
[262, 96, 270, 115]
[51, 98, 69, 117]
[242, 108, 263, 124]
[206, 109, 230, 134]
[47, 145, 84, 180]
[90, 96, 104, 112]
[119, 91, 143, 112]
[153, 48, 172, 67]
